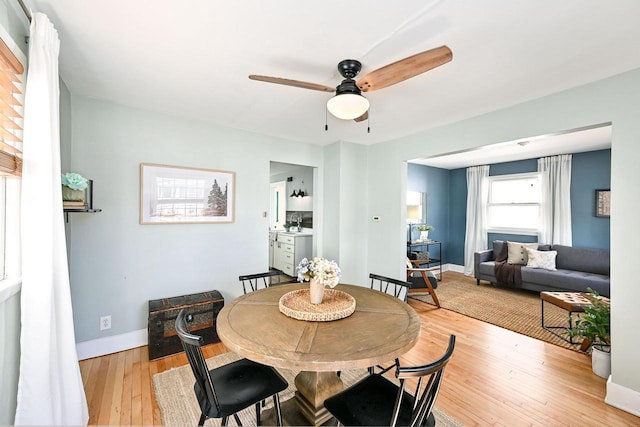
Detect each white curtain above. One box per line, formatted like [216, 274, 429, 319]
[15, 13, 89, 425]
[464, 165, 490, 276]
[538, 154, 572, 245]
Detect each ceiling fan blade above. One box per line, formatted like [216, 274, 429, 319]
[353, 110, 368, 122]
[249, 75, 335, 93]
[356, 45, 452, 92]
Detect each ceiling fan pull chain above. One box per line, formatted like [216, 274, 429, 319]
[325, 108, 328, 131]
[367, 110, 371, 134]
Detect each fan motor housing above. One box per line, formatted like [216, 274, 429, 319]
[337, 59, 362, 79]
[335, 79, 362, 96]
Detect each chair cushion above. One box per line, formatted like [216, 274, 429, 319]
[195, 358, 288, 418]
[323, 374, 434, 426]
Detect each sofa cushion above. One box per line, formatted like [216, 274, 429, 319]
[552, 244, 610, 276]
[526, 248, 557, 271]
[507, 241, 539, 264]
[521, 267, 610, 297]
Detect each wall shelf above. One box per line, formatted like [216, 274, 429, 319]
[62, 179, 101, 222]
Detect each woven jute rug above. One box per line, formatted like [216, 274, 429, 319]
[409, 280, 579, 350]
[153, 351, 463, 426]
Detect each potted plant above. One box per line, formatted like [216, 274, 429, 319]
[61, 172, 89, 201]
[283, 222, 292, 232]
[567, 288, 611, 378]
[415, 224, 435, 241]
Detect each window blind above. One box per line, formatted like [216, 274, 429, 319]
[0, 36, 24, 177]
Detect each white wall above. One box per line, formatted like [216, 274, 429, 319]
[0, 289, 20, 425]
[67, 96, 323, 343]
[364, 68, 640, 413]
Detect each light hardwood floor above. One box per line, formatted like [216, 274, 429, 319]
[79, 272, 639, 426]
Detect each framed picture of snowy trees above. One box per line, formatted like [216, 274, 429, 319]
[140, 163, 235, 224]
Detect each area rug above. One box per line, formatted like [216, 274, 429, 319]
[153, 351, 463, 426]
[409, 280, 579, 350]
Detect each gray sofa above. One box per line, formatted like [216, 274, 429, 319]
[474, 240, 610, 297]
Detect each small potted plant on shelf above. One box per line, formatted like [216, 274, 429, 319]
[415, 224, 435, 241]
[61, 172, 89, 201]
[567, 288, 611, 378]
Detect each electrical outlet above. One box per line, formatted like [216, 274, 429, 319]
[100, 315, 111, 331]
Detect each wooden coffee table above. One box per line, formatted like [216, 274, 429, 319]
[540, 291, 610, 348]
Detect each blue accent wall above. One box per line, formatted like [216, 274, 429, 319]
[448, 169, 467, 265]
[407, 163, 450, 262]
[407, 149, 611, 267]
[489, 158, 537, 175]
[571, 150, 611, 249]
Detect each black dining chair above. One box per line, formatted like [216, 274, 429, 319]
[369, 273, 412, 302]
[324, 335, 456, 427]
[238, 270, 282, 294]
[175, 309, 288, 426]
[367, 273, 413, 375]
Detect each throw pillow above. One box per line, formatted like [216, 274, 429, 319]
[526, 248, 558, 271]
[506, 241, 539, 265]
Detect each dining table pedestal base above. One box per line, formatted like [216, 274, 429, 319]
[294, 371, 343, 426]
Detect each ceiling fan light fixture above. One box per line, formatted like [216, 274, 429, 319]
[327, 93, 370, 120]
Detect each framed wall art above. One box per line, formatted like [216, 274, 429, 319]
[595, 189, 610, 218]
[140, 163, 235, 224]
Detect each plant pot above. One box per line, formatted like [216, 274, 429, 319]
[309, 278, 324, 304]
[420, 230, 429, 241]
[591, 346, 611, 379]
[62, 185, 85, 202]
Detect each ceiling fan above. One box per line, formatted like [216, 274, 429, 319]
[249, 45, 452, 123]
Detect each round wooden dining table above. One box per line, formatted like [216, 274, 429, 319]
[216, 283, 421, 426]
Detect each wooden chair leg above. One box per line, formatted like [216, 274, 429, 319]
[420, 270, 441, 308]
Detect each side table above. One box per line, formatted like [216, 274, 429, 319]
[407, 240, 442, 280]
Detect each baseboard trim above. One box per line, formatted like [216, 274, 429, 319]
[76, 328, 147, 360]
[605, 377, 640, 416]
[443, 263, 465, 273]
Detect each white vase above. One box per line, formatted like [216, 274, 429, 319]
[420, 230, 429, 241]
[309, 278, 325, 304]
[591, 346, 611, 379]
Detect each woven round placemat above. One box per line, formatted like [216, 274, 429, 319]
[279, 289, 356, 321]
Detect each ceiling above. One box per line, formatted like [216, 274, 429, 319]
[25, 1, 640, 150]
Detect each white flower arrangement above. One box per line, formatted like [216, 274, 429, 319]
[297, 257, 341, 288]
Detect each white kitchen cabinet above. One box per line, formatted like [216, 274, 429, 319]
[273, 233, 312, 277]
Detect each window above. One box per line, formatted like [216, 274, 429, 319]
[487, 173, 541, 233]
[0, 28, 25, 284]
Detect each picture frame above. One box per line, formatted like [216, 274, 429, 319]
[140, 163, 235, 224]
[595, 189, 610, 218]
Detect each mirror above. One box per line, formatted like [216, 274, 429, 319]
[406, 191, 426, 242]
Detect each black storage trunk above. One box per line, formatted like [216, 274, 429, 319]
[148, 290, 224, 360]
